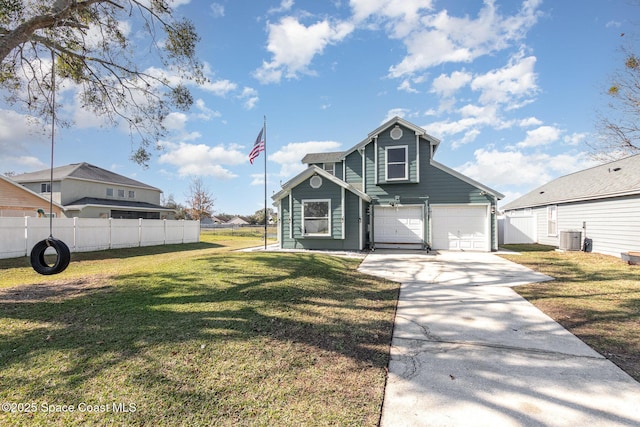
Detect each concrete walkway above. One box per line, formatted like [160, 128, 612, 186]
[358, 250, 640, 427]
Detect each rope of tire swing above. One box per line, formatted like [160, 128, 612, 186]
[30, 47, 71, 275]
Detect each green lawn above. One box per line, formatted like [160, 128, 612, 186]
[500, 244, 640, 381]
[0, 232, 399, 426]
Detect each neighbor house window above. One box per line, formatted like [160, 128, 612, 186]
[547, 205, 557, 236]
[128, 190, 135, 198]
[106, 188, 114, 197]
[302, 199, 330, 236]
[323, 163, 335, 175]
[386, 146, 408, 180]
[40, 183, 51, 193]
[117, 189, 125, 197]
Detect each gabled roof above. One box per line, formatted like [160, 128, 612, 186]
[352, 116, 441, 155]
[12, 163, 160, 191]
[0, 174, 65, 211]
[502, 153, 640, 210]
[302, 116, 441, 165]
[272, 166, 372, 203]
[65, 197, 172, 211]
[301, 151, 346, 164]
[227, 216, 249, 225]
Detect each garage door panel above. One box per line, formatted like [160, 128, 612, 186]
[432, 206, 489, 251]
[374, 206, 424, 247]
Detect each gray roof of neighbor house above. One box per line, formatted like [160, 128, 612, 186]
[65, 197, 171, 211]
[501, 154, 640, 210]
[12, 162, 160, 191]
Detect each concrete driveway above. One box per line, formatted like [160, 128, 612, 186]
[358, 250, 640, 427]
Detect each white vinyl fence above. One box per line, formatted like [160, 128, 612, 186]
[0, 217, 200, 259]
[501, 214, 537, 245]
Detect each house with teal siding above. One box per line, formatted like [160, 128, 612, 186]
[272, 117, 504, 251]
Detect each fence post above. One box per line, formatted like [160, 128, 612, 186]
[72, 217, 77, 251]
[24, 216, 29, 257]
[138, 218, 142, 247]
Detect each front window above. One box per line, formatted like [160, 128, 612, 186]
[547, 206, 557, 236]
[128, 190, 135, 198]
[40, 183, 51, 193]
[386, 146, 408, 180]
[302, 200, 330, 236]
[118, 189, 125, 198]
[106, 188, 114, 197]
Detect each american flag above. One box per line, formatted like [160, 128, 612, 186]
[249, 128, 265, 164]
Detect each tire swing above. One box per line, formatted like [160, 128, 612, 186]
[30, 48, 70, 275]
[30, 238, 70, 275]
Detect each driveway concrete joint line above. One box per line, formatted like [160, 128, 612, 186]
[358, 250, 640, 427]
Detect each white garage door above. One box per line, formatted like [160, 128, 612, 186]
[374, 205, 424, 249]
[431, 205, 489, 251]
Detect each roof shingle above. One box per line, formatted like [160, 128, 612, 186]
[501, 154, 640, 210]
[12, 163, 159, 191]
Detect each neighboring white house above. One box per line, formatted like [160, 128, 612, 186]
[501, 154, 640, 257]
[12, 162, 175, 219]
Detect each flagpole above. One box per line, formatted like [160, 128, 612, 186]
[263, 115, 267, 250]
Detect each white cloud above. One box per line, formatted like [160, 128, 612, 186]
[239, 87, 259, 110]
[210, 3, 225, 18]
[270, 140, 342, 177]
[518, 116, 543, 127]
[159, 142, 246, 179]
[471, 53, 538, 107]
[1, 156, 47, 175]
[350, 0, 434, 37]
[384, 108, 413, 122]
[430, 70, 472, 97]
[163, 112, 189, 131]
[451, 129, 482, 149]
[426, 103, 504, 140]
[388, 0, 542, 78]
[564, 132, 588, 146]
[398, 79, 419, 93]
[456, 148, 590, 190]
[254, 16, 354, 83]
[0, 109, 49, 173]
[194, 99, 221, 121]
[516, 125, 562, 148]
[269, 0, 295, 14]
[201, 79, 238, 96]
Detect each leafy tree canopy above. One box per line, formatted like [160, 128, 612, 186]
[0, 0, 206, 166]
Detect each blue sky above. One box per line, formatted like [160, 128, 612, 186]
[1, 0, 637, 215]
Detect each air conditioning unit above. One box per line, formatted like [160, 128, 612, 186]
[559, 231, 582, 251]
